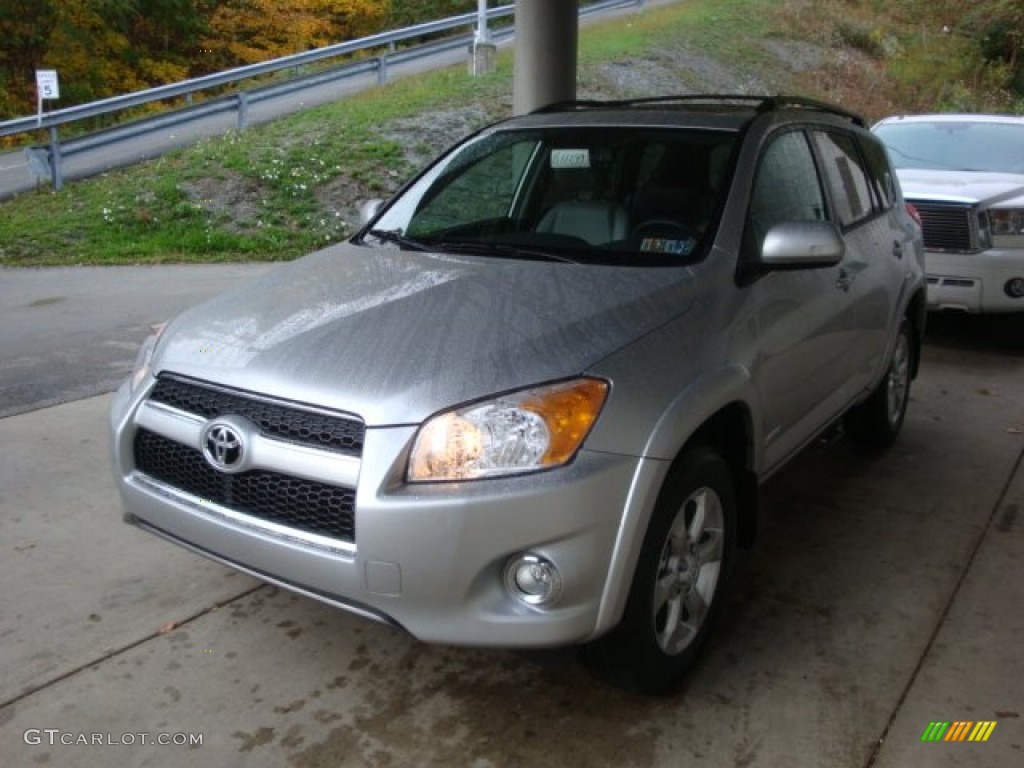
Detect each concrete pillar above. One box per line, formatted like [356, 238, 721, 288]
[513, 0, 578, 115]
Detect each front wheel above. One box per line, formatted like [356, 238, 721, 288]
[582, 445, 736, 694]
[844, 318, 912, 451]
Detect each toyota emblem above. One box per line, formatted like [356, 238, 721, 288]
[202, 420, 247, 472]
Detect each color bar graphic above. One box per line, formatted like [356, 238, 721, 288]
[921, 721, 996, 742]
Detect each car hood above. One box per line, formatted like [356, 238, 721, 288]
[152, 242, 694, 426]
[895, 168, 1024, 207]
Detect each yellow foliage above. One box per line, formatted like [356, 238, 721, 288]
[0, 0, 393, 117]
[201, 0, 390, 70]
[44, 3, 139, 102]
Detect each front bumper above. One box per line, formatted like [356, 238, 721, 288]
[925, 247, 1024, 313]
[110, 378, 647, 648]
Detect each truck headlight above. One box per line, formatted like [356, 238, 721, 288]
[407, 378, 609, 482]
[989, 208, 1024, 236]
[129, 322, 167, 394]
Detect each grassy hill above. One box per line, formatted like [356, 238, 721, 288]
[1, 0, 1019, 267]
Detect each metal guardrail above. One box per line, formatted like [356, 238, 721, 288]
[0, 0, 641, 191]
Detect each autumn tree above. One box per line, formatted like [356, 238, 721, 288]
[0, 0, 59, 116]
[198, 0, 388, 73]
[0, 0, 214, 117]
[387, 0, 475, 29]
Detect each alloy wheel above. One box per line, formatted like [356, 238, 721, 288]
[652, 486, 725, 656]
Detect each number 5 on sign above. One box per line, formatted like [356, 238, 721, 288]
[35, 70, 59, 126]
[36, 70, 59, 100]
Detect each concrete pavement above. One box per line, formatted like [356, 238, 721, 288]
[0, 264, 275, 418]
[0, 323, 1021, 767]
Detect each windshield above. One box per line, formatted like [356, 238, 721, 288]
[364, 126, 736, 265]
[874, 120, 1024, 173]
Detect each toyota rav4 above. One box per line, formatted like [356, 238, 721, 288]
[110, 95, 926, 693]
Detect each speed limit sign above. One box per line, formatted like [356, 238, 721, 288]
[35, 70, 59, 127]
[36, 70, 60, 100]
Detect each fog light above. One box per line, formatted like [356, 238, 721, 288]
[505, 555, 562, 606]
[1005, 278, 1024, 299]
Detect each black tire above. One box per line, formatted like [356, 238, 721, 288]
[844, 318, 912, 452]
[582, 445, 736, 695]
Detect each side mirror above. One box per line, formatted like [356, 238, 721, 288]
[760, 221, 845, 269]
[358, 199, 385, 226]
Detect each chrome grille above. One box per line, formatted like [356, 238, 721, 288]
[910, 201, 974, 252]
[134, 429, 356, 543]
[149, 375, 364, 456]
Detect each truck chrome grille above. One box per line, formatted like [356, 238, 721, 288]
[134, 429, 356, 543]
[149, 375, 364, 456]
[910, 201, 975, 252]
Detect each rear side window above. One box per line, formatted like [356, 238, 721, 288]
[812, 131, 874, 228]
[859, 136, 897, 211]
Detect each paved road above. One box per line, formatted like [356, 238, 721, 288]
[0, 264, 275, 418]
[0, 316, 1020, 767]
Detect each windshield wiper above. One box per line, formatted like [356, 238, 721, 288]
[432, 239, 579, 264]
[365, 228, 430, 251]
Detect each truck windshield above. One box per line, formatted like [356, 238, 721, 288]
[875, 120, 1024, 174]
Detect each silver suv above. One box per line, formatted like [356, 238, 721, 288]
[110, 95, 926, 693]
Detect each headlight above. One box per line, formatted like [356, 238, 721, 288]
[407, 378, 609, 482]
[129, 322, 167, 394]
[989, 208, 1024, 236]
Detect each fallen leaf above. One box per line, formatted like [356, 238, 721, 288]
[157, 621, 179, 635]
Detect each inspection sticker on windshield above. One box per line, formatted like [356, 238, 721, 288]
[640, 237, 695, 256]
[551, 149, 591, 169]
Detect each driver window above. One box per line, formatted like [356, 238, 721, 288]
[748, 130, 828, 242]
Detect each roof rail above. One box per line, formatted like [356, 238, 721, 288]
[531, 93, 866, 127]
[754, 95, 866, 127]
[530, 94, 765, 113]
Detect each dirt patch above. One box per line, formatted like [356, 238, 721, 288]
[761, 39, 830, 74]
[314, 173, 392, 232]
[384, 105, 497, 168]
[590, 48, 769, 97]
[180, 171, 264, 233]
[585, 38, 832, 100]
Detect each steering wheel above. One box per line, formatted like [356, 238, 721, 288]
[631, 219, 699, 240]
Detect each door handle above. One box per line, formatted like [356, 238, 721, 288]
[892, 240, 903, 259]
[835, 268, 852, 292]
